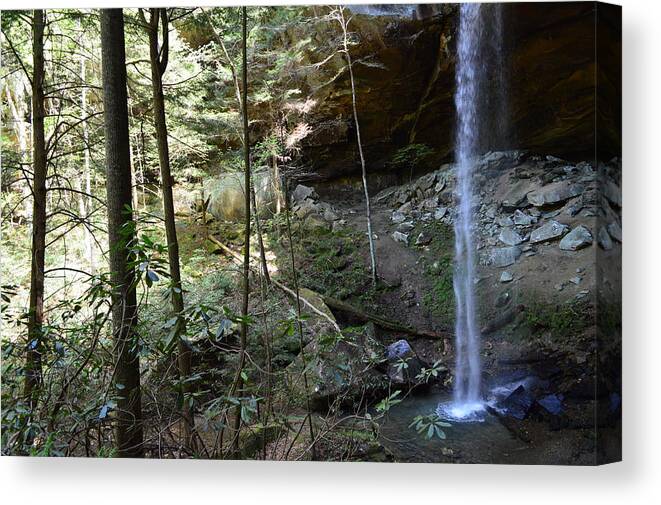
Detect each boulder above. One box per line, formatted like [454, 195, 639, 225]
[392, 231, 409, 245]
[397, 222, 415, 233]
[291, 184, 317, 203]
[497, 385, 535, 420]
[415, 231, 432, 246]
[499, 227, 524, 246]
[489, 246, 522, 267]
[527, 181, 584, 207]
[501, 179, 535, 209]
[559, 225, 593, 250]
[500, 271, 514, 283]
[385, 339, 434, 387]
[434, 207, 448, 220]
[603, 180, 621, 207]
[513, 209, 535, 226]
[598, 226, 614, 250]
[537, 394, 564, 416]
[530, 220, 569, 244]
[607, 221, 622, 242]
[391, 210, 406, 224]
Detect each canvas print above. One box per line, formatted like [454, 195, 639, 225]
[0, 3, 621, 464]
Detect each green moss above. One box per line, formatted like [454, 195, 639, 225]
[524, 298, 592, 340]
[418, 221, 455, 325]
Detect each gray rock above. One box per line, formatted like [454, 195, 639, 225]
[435, 179, 446, 193]
[415, 232, 432, 246]
[513, 209, 534, 226]
[397, 221, 415, 233]
[501, 180, 535, 209]
[391, 210, 406, 224]
[294, 199, 320, 218]
[598, 226, 613, 250]
[392, 231, 409, 245]
[499, 227, 524, 246]
[434, 207, 448, 220]
[604, 180, 621, 207]
[527, 181, 584, 207]
[322, 208, 339, 222]
[530, 220, 569, 244]
[559, 225, 593, 251]
[398, 201, 412, 214]
[569, 276, 582, 285]
[497, 215, 514, 227]
[607, 221, 622, 242]
[489, 246, 522, 267]
[291, 184, 317, 203]
[420, 197, 438, 211]
[500, 271, 514, 283]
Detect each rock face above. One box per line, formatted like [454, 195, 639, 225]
[250, 3, 622, 183]
[559, 225, 593, 251]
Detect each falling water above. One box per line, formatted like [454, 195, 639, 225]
[437, 3, 503, 422]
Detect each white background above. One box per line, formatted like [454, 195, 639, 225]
[1, 1, 659, 504]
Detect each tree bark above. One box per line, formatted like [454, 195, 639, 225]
[100, 8, 143, 458]
[230, 6, 251, 457]
[24, 9, 47, 407]
[146, 7, 195, 449]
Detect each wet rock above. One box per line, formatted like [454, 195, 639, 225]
[420, 197, 439, 211]
[530, 220, 569, 244]
[513, 209, 535, 226]
[387, 339, 412, 360]
[415, 232, 432, 246]
[500, 271, 514, 283]
[489, 246, 522, 267]
[569, 276, 582, 285]
[497, 385, 535, 420]
[559, 225, 593, 250]
[291, 184, 317, 203]
[527, 181, 584, 207]
[598, 226, 614, 250]
[537, 394, 564, 416]
[497, 215, 514, 227]
[499, 227, 524, 246]
[392, 231, 409, 245]
[607, 221, 622, 242]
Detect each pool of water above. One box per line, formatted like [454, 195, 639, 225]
[377, 391, 532, 464]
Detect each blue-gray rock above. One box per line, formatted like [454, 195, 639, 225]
[392, 231, 409, 245]
[513, 209, 534, 226]
[489, 246, 522, 267]
[559, 225, 593, 251]
[598, 226, 614, 250]
[499, 227, 524, 246]
[497, 385, 535, 420]
[434, 207, 448, 220]
[607, 221, 622, 242]
[530, 220, 569, 244]
[538, 394, 564, 416]
[500, 271, 514, 283]
[391, 210, 406, 224]
[291, 184, 317, 203]
[527, 181, 584, 207]
[387, 339, 412, 360]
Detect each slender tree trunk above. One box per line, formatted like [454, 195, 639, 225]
[336, 7, 377, 285]
[24, 9, 47, 407]
[250, 184, 270, 286]
[78, 19, 94, 271]
[100, 8, 143, 458]
[146, 7, 195, 449]
[230, 6, 251, 457]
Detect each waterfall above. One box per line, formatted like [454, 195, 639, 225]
[437, 3, 504, 422]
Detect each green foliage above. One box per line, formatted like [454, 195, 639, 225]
[409, 414, 451, 440]
[525, 299, 590, 340]
[420, 221, 455, 324]
[390, 144, 435, 171]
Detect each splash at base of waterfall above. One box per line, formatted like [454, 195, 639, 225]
[436, 400, 486, 423]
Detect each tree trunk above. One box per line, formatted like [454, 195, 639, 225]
[336, 7, 377, 286]
[146, 7, 195, 449]
[250, 184, 270, 286]
[100, 8, 143, 458]
[24, 9, 47, 407]
[230, 6, 251, 457]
